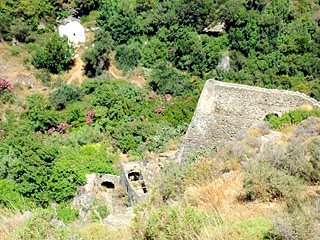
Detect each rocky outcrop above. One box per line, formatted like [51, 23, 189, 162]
[177, 80, 320, 162]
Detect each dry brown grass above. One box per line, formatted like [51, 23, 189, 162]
[0, 208, 26, 240]
[184, 170, 281, 222]
[81, 223, 130, 240]
[108, 53, 146, 88]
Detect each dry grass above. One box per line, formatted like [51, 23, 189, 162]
[184, 170, 281, 222]
[0, 208, 26, 240]
[108, 53, 146, 88]
[81, 223, 130, 240]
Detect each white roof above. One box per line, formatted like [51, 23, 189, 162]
[59, 21, 86, 44]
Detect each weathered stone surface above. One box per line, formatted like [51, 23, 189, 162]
[177, 80, 320, 162]
[120, 162, 148, 205]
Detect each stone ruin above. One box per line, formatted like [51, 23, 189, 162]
[177, 79, 320, 162]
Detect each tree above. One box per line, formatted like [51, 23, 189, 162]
[82, 30, 114, 77]
[32, 33, 75, 74]
[49, 84, 83, 110]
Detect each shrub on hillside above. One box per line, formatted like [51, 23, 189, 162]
[267, 108, 320, 129]
[49, 84, 83, 110]
[269, 198, 320, 240]
[147, 61, 191, 95]
[32, 33, 74, 74]
[82, 30, 114, 77]
[132, 205, 219, 240]
[23, 93, 61, 131]
[243, 157, 304, 202]
[115, 43, 141, 73]
[12, 24, 35, 43]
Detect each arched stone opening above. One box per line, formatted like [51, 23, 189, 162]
[101, 181, 115, 189]
[128, 171, 140, 181]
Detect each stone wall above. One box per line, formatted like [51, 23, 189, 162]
[177, 80, 320, 162]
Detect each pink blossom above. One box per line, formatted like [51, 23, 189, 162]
[149, 91, 157, 99]
[141, 115, 145, 119]
[85, 107, 95, 125]
[165, 94, 172, 101]
[184, 97, 192, 103]
[62, 133, 68, 138]
[106, 130, 110, 135]
[131, 119, 137, 125]
[143, 93, 146, 97]
[0, 129, 5, 133]
[0, 77, 13, 94]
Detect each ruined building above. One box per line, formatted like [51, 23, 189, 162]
[177, 80, 320, 162]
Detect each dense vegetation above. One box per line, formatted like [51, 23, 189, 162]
[2, 0, 320, 239]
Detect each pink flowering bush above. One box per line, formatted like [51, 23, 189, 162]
[85, 107, 95, 125]
[0, 77, 14, 104]
[0, 77, 13, 94]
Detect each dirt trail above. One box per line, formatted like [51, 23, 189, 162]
[108, 61, 146, 88]
[67, 51, 85, 85]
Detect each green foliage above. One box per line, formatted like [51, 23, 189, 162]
[49, 144, 118, 202]
[56, 204, 79, 223]
[0, 180, 28, 209]
[147, 61, 191, 95]
[14, 208, 70, 240]
[12, 24, 35, 43]
[35, 69, 52, 86]
[266, 108, 320, 129]
[140, 37, 168, 68]
[132, 205, 218, 240]
[32, 33, 75, 74]
[23, 93, 60, 131]
[49, 84, 83, 110]
[243, 157, 304, 202]
[115, 43, 141, 73]
[82, 29, 114, 77]
[269, 197, 320, 240]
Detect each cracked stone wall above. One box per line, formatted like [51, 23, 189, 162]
[177, 80, 320, 162]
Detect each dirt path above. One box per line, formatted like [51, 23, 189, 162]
[66, 50, 85, 86]
[108, 62, 146, 88]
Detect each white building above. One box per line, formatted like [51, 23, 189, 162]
[58, 21, 86, 45]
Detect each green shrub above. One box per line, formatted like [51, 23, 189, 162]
[10, 47, 20, 56]
[132, 205, 219, 240]
[23, 93, 61, 131]
[14, 208, 70, 240]
[12, 24, 33, 43]
[35, 69, 52, 86]
[141, 37, 168, 68]
[267, 108, 320, 129]
[32, 33, 74, 74]
[49, 143, 118, 202]
[81, 77, 110, 94]
[115, 43, 141, 73]
[269, 198, 320, 240]
[49, 84, 83, 110]
[82, 30, 114, 77]
[243, 157, 304, 202]
[57, 204, 79, 223]
[0, 180, 29, 210]
[147, 61, 191, 95]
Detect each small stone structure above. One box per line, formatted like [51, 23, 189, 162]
[120, 162, 149, 205]
[177, 80, 320, 162]
[72, 173, 120, 218]
[59, 21, 85, 44]
[204, 22, 226, 33]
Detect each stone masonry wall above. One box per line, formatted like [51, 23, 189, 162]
[177, 80, 320, 162]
